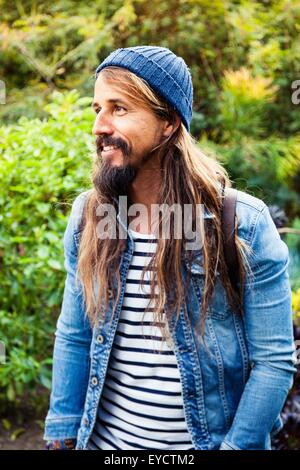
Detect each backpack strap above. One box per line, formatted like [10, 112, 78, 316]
[221, 187, 239, 292]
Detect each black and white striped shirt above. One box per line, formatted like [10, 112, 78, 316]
[87, 229, 194, 450]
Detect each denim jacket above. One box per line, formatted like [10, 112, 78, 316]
[44, 189, 297, 450]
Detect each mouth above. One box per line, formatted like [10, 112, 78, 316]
[101, 145, 121, 157]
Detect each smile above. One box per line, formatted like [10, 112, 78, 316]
[101, 146, 121, 156]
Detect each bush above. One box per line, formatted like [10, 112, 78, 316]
[198, 136, 300, 220]
[0, 90, 93, 412]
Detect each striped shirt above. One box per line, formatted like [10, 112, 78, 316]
[87, 228, 194, 450]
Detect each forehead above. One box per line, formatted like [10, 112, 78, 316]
[94, 73, 126, 100]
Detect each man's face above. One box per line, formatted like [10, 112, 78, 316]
[92, 72, 171, 198]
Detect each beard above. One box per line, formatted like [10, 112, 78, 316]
[94, 160, 137, 199]
[93, 135, 137, 199]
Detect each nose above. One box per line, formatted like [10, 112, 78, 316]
[92, 111, 114, 136]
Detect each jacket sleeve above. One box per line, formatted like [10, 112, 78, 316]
[219, 204, 297, 450]
[44, 193, 92, 442]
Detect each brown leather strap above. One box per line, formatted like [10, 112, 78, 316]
[221, 187, 239, 290]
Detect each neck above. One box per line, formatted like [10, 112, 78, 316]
[128, 160, 162, 234]
[128, 153, 162, 206]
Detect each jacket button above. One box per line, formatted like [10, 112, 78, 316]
[108, 288, 114, 299]
[91, 376, 98, 386]
[97, 334, 104, 344]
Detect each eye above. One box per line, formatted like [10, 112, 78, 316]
[115, 105, 126, 113]
[93, 105, 127, 115]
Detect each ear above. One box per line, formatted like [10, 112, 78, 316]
[162, 114, 181, 138]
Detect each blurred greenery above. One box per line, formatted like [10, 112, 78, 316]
[292, 288, 300, 327]
[0, 0, 299, 437]
[0, 90, 94, 413]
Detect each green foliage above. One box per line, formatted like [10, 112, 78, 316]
[0, 90, 93, 410]
[199, 136, 300, 216]
[292, 288, 300, 326]
[217, 67, 278, 140]
[285, 218, 300, 291]
[1, 0, 300, 136]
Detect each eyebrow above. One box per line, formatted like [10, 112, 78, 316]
[92, 98, 129, 109]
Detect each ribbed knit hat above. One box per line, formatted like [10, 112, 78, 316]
[95, 46, 193, 131]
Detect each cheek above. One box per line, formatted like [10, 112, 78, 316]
[138, 118, 160, 143]
[117, 115, 161, 152]
[139, 116, 150, 131]
[117, 117, 142, 140]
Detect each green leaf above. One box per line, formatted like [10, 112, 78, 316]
[40, 374, 52, 390]
[10, 428, 25, 441]
[2, 418, 12, 430]
[47, 259, 63, 271]
[36, 203, 50, 215]
[37, 245, 50, 260]
[7, 384, 15, 401]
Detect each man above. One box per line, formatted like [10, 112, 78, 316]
[44, 46, 296, 450]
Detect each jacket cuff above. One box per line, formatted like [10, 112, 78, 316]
[44, 416, 82, 441]
[46, 438, 77, 450]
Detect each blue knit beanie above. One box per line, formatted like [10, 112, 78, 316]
[95, 46, 193, 131]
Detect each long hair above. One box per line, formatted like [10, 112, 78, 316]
[77, 66, 253, 347]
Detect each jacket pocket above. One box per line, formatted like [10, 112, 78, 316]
[186, 260, 231, 321]
[219, 439, 241, 450]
